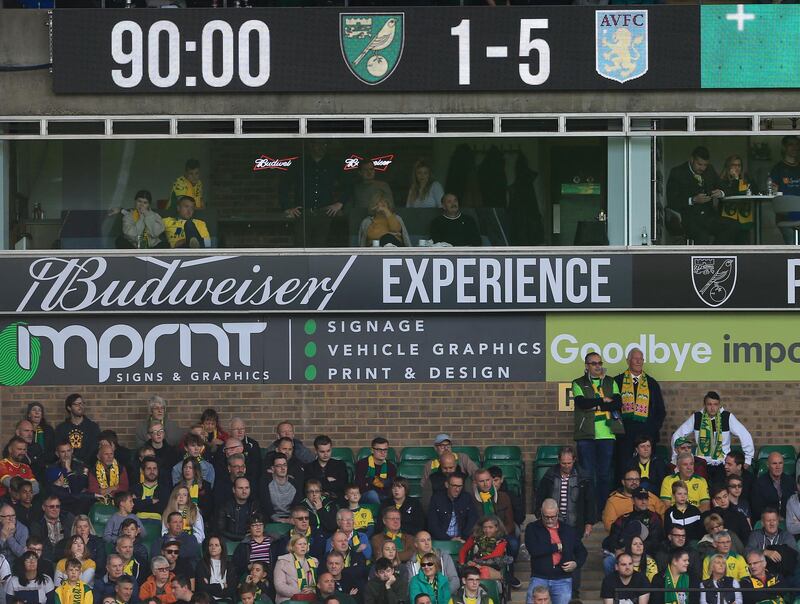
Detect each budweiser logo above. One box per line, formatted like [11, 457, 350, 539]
[343, 154, 394, 172]
[253, 155, 299, 171]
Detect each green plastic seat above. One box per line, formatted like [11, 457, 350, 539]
[503, 477, 522, 498]
[452, 446, 482, 466]
[344, 461, 355, 482]
[265, 522, 293, 538]
[401, 447, 437, 463]
[398, 461, 426, 481]
[534, 464, 552, 487]
[757, 445, 796, 462]
[655, 445, 671, 461]
[226, 538, 239, 556]
[331, 447, 354, 464]
[407, 483, 423, 498]
[357, 447, 398, 463]
[480, 580, 502, 604]
[433, 539, 462, 557]
[535, 445, 561, 463]
[140, 518, 163, 550]
[89, 503, 116, 536]
[485, 446, 522, 462]
[754, 519, 787, 531]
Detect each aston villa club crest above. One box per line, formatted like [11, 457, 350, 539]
[596, 10, 648, 83]
[340, 13, 404, 85]
[691, 256, 737, 308]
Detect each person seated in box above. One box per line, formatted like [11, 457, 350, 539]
[163, 196, 210, 249]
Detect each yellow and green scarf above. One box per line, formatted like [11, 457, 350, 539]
[591, 380, 610, 421]
[366, 455, 388, 488]
[385, 531, 404, 551]
[698, 411, 723, 461]
[293, 555, 317, 590]
[478, 487, 496, 515]
[96, 459, 120, 490]
[664, 568, 689, 604]
[620, 371, 650, 422]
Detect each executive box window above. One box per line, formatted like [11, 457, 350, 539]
[655, 135, 798, 246]
[6, 136, 612, 250]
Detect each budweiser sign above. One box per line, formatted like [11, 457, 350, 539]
[253, 155, 299, 171]
[343, 154, 395, 172]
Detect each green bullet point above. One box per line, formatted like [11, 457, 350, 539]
[305, 365, 317, 380]
[304, 319, 317, 335]
[304, 342, 317, 358]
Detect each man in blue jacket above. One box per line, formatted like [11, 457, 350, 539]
[426, 473, 478, 542]
[525, 498, 587, 604]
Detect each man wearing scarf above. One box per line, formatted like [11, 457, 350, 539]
[355, 438, 397, 504]
[89, 445, 129, 504]
[614, 348, 666, 479]
[370, 508, 415, 562]
[132, 457, 168, 521]
[670, 392, 754, 487]
[740, 551, 786, 604]
[650, 548, 697, 604]
[572, 352, 623, 515]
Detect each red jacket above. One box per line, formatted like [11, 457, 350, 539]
[458, 535, 507, 566]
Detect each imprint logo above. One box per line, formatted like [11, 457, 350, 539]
[0, 323, 40, 386]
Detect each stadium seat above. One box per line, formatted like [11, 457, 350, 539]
[265, 523, 292, 538]
[485, 446, 522, 462]
[400, 447, 437, 462]
[535, 445, 560, 464]
[534, 464, 551, 488]
[331, 447, 354, 464]
[480, 579, 503, 604]
[408, 483, 423, 498]
[754, 519, 787, 531]
[361, 503, 380, 521]
[655, 445, 672, 461]
[503, 477, 522, 498]
[140, 519, 163, 550]
[433, 539, 462, 558]
[89, 503, 116, 536]
[226, 539, 238, 557]
[357, 447, 399, 463]
[452, 446, 482, 466]
[397, 462, 426, 481]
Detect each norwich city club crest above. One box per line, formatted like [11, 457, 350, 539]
[596, 9, 648, 83]
[340, 13, 404, 85]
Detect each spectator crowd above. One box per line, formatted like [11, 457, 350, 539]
[0, 349, 795, 604]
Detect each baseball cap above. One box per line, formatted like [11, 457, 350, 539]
[434, 434, 452, 445]
[632, 487, 650, 500]
[674, 436, 692, 448]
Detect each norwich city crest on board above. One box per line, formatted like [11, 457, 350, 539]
[596, 9, 648, 83]
[340, 13, 404, 85]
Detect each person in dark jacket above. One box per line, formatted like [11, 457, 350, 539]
[232, 514, 273, 579]
[259, 454, 303, 524]
[614, 349, 667, 478]
[364, 556, 407, 604]
[29, 496, 75, 562]
[195, 535, 238, 603]
[426, 473, 478, 542]
[603, 488, 664, 560]
[705, 485, 750, 545]
[524, 499, 587, 604]
[652, 526, 703, 585]
[750, 453, 795, 520]
[535, 447, 596, 537]
[740, 551, 785, 604]
[377, 478, 425, 536]
[216, 477, 257, 543]
[625, 435, 668, 495]
[304, 435, 349, 502]
[572, 352, 623, 514]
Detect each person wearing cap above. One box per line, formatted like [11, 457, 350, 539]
[572, 352, 624, 515]
[670, 392, 754, 487]
[602, 468, 666, 532]
[661, 452, 710, 512]
[602, 488, 664, 575]
[666, 437, 708, 481]
[613, 348, 666, 477]
[421, 435, 479, 488]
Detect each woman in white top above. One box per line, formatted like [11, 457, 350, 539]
[161, 485, 205, 544]
[406, 160, 444, 209]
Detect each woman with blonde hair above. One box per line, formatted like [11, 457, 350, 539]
[407, 160, 444, 209]
[70, 514, 106, 572]
[700, 554, 742, 604]
[408, 552, 452, 604]
[273, 534, 318, 603]
[358, 191, 411, 247]
[161, 485, 205, 544]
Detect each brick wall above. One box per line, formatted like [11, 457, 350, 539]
[2, 381, 797, 469]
